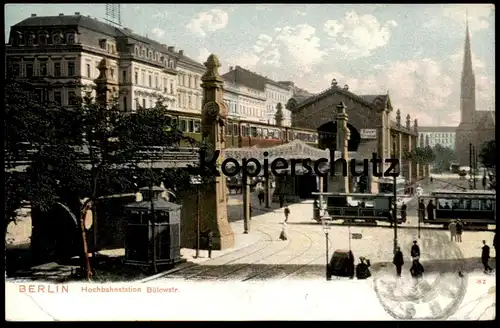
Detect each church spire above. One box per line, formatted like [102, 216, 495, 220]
[460, 11, 476, 124]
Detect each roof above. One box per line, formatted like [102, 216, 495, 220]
[12, 14, 205, 70]
[418, 126, 458, 133]
[221, 66, 290, 92]
[295, 85, 392, 112]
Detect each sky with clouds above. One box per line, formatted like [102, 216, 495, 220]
[5, 3, 495, 126]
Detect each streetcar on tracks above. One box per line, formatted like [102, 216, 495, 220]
[417, 189, 496, 230]
[312, 192, 405, 225]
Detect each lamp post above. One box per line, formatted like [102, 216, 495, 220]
[190, 175, 202, 258]
[392, 136, 398, 254]
[321, 217, 331, 281]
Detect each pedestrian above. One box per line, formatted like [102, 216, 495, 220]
[493, 232, 496, 257]
[449, 220, 457, 242]
[481, 240, 493, 274]
[206, 228, 213, 259]
[279, 195, 285, 208]
[411, 240, 420, 261]
[388, 210, 394, 228]
[427, 200, 435, 220]
[456, 219, 463, 243]
[279, 221, 288, 241]
[393, 246, 404, 277]
[355, 257, 371, 280]
[483, 176, 487, 190]
[258, 190, 265, 206]
[430, 176, 433, 183]
[418, 199, 426, 221]
[410, 258, 424, 278]
[284, 205, 290, 223]
[401, 203, 407, 223]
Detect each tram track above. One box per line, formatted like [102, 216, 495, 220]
[164, 223, 282, 280]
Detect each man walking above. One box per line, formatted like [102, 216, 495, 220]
[206, 229, 213, 259]
[411, 240, 420, 261]
[284, 205, 291, 223]
[449, 220, 457, 242]
[481, 240, 493, 274]
[418, 199, 426, 221]
[393, 246, 404, 277]
[456, 219, 463, 243]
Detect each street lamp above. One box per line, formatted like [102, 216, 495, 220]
[321, 217, 331, 281]
[190, 175, 202, 258]
[392, 136, 398, 254]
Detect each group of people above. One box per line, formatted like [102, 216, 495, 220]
[448, 219, 464, 242]
[392, 240, 424, 278]
[418, 199, 436, 221]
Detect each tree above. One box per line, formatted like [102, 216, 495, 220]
[403, 146, 435, 165]
[5, 79, 198, 279]
[479, 140, 496, 168]
[431, 144, 456, 173]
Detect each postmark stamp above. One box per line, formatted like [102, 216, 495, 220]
[373, 230, 468, 320]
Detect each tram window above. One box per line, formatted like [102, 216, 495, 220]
[482, 200, 493, 210]
[438, 199, 452, 209]
[188, 120, 194, 133]
[470, 199, 480, 210]
[233, 124, 239, 136]
[451, 199, 464, 209]
[179, 119, 187, 132]
[227, 124, 233, 136]
[251, 127, 257, 137]
[263, 129, 268, 138]
[257, 128, 262, 137]
[194, 120, 200, 133]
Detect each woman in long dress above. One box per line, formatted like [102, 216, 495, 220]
[279, 221, 288, 241]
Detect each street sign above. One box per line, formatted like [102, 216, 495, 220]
[360, 129, 377, 139]
[351, 233, 363, 240]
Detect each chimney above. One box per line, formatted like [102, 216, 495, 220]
[229, 66, 234, 71]
[74, 12, 80, 15]
[179, 49, 184, 55]
[123, 28, 132, 33]
[167, 46, 175, 52]
[31, 14, 36, 17]
[59, 13, 64, 16]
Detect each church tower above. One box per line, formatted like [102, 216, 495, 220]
[460, 16, 476, 123]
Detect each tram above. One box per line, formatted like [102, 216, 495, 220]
[312, 192, 405, 226]
[379, 177, 412, 204]
[417, 189, 496, 230]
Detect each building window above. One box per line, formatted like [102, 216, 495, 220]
[26, 63, 34, 77]
[188, 95, 192, 108]
[11, 63, 20, 76]
[155, 76, 158, 89]
[123, 96, 127, 111]
[27, 35, 33, 46]
[148, 75, 152, 87]
[142, 98, 146, 108]
[110, 68, 115, 79]
[141, 72, 145, 85]
[67, 34, 75, 45]
[67, 62, 75, 76]
[149, 99, 153, 108]
[39, 63, 47, 76]
[194, 120, 200, 133]
[177, 94, 181, 106]
[180, 119, 187, 132]
[68, 91, 77, 105]
[194, 77, 198, 89]
[170, 82, 174, 94]
[86, 64, 91, 78]
[54, 63, 61, 77]
[53, 91, 62, 105]
[122, 70, 127, 83]
[188, 120, 194, 132]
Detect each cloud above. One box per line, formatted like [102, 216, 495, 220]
[442, 4, 494, 33]
[324, 11, 398, 59]
[186, 9, 229, 37]
[152, 11, 169, 20]
[295, 10, 307, 16]
[150, 28, 165, 39]
[196, 48, 212, 63]
[449, 50, 485, 71]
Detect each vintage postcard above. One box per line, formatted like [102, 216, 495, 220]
[5, 3, 495, 321]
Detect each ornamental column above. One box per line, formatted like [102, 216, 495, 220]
[198, 54, 235, 249]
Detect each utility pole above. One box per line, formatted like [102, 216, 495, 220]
[149, 184, 157, 274]
[469, 143, 473, 189]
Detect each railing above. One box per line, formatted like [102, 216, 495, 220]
[326, 206, 389, 218]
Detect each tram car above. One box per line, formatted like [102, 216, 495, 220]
[312, 192, 404, 226]
[417, 189, 496, 230]
[166, 111, 319, 149]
